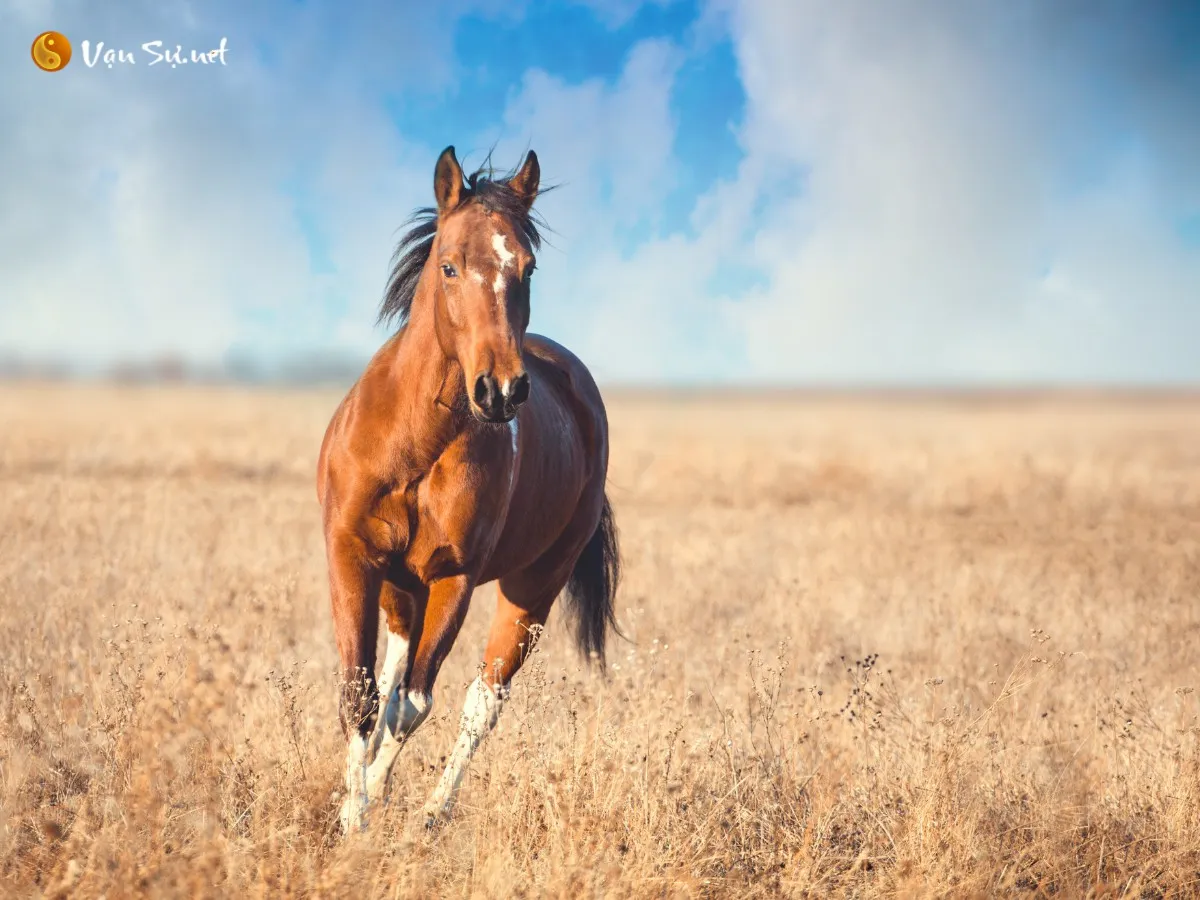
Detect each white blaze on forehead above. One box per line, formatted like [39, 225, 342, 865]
[492, 232, 515, 270]
[493, 269, 509, 314]
[470, 270, 486, 285]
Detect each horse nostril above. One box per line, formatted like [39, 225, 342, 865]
[508, 372, 531, 407]
[474, 374, 497, 409]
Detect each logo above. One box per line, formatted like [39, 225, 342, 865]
[31, 31, 72, 72]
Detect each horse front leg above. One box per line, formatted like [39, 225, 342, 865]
[363, 573, 475, 812]
[326, 532, 382, 835]
[363, 582, 418, 808]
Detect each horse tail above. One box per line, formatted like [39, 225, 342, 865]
[563, 493, 622, 670]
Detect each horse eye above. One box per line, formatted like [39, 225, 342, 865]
[524, 264, 536, 281]
[441, 263, 457, 278]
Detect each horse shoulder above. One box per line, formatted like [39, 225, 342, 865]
[316, 382, 358, 507]
[318, 376, 413, 560]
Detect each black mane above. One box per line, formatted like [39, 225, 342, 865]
[377, 163, 549, 329]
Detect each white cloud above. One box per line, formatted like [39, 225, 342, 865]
[0, 0, 477, 369]
[719, 0, 1200, 383]
[469, 0, 1200, 384]
[479, 38, 709, 381]
[2, 0, 1196, 384]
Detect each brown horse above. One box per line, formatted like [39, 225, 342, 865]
[316, 146, 621, 833]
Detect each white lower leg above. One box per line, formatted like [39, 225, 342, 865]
[424, 676, 508, 821]
[363, 629, 414, 805]
[364, 689, 431, 802]
[339, 732, 369, 833]
[366, 630, 409, 760]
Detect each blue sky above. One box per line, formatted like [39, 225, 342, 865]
[2, 0, 1198, 383]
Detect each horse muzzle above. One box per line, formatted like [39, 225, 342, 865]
[470, 371, 530, 423]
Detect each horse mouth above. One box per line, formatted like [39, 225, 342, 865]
[469, 405, 516, 425]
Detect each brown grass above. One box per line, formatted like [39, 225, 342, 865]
[1, 384, 1198, 898]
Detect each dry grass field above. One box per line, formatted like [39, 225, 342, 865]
[1, 384, 1198, 898]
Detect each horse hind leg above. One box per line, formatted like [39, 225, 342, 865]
[423, 577, 558, 825]
[423, 497, 615, 826]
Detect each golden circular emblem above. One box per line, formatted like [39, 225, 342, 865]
[32, 31, 72, 72]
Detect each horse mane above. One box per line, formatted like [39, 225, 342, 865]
[378, 159, 551, 329]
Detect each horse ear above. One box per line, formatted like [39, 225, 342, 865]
[434, 146, 464, 214]
[509, 150, 540, 210]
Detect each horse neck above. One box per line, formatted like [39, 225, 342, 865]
[387, 285, 468, 468]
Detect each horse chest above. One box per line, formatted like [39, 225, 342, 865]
[360, 485, 416, 561]
[365, 463, 500, 585]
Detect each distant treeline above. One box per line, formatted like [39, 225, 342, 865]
[0, 352, 370, 386]
[2, 353, 1197, 399]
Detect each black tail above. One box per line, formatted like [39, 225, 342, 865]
[563, 494, 622, 669]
